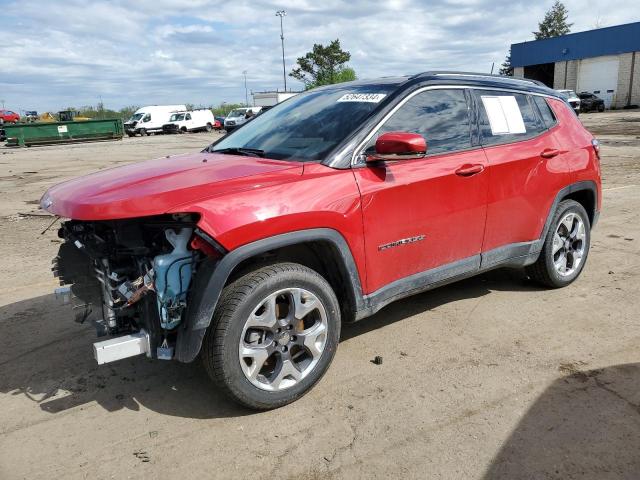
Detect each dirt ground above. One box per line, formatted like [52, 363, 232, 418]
[1, 111, 639, 479]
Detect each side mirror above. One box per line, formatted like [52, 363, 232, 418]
[367, 132, 427, 162]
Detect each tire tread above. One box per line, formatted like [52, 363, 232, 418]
[202, 262, 339, 409]
[527, 199, 590, 288]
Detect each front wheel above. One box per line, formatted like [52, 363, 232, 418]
[527, 200, 591, 288]
[202, 263, 341, 410]
[139, 128, 147, 136]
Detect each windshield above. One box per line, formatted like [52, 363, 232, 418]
[228, 109, 247, 118]
[170, 113, 185, 121]
[209, 84, 396, 161]
[129, 113, 144, 121]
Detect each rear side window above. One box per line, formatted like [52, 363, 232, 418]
[366, 89, 471, 155]
[474, 91, 545, 146]
[532, 96, 557, 129]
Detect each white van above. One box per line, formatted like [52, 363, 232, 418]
[124, 105, 187, 136]
[253, 91, 299, 107]
[162, 109, 216, 134]
[223, 107, 262, 132]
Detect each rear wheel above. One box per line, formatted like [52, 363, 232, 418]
[527, 200, 591, 288]
[598, 104, 605, 112]
[205, 123, 212, 132]
[202, 263, 341, 410]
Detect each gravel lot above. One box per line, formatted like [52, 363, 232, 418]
[1, 111, 639, 479]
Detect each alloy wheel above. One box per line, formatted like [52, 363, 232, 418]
[238, 288, 328, 391]
[552, 212, 586, 277]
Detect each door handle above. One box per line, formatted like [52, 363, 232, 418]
[455, 164, 484, 177]
[540, 148, 560, 158]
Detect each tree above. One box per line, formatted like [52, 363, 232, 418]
[499, 49, 513, 76]
[290, 39, 356, 89]
[210, 102, 245, 117]
[333, 67, 357, 83]
[533, 1, 572, 39]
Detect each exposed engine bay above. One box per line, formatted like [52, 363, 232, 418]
[53, 213, 221, 363]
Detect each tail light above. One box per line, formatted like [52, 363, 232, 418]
[591, 138, 600, 160]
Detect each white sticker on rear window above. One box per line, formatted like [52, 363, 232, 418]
[481, 96, 526, 135]
[337, 93, 386, 103]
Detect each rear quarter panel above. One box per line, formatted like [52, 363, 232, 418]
[548, 98, 602, 211]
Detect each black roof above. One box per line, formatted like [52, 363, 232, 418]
[403, 71, 558, 97]
[328, 71, 560, 99]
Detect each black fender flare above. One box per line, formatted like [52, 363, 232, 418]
[175, 228, 364, 363]
[540, 180, 599, 239]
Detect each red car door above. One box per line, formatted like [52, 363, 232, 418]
[473, 90, 569, 255]
[353, 88, 488, 294]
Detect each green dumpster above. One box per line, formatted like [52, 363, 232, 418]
[4, 118, 124, 147]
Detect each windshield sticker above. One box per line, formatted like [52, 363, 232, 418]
[337, 93, 387, 103]
[481, 96, 526, 135]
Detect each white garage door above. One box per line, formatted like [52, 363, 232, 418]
[577, 55, 619, 109]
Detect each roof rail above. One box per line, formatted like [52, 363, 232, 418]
[411, 71, 548, 88]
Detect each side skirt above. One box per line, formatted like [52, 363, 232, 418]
[355, 240, 541, 320]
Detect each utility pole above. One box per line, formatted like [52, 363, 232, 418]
[243, 70, 248, 106]
[276, 10, 287, 91]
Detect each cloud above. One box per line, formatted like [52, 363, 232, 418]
[0, 0, 638, 111]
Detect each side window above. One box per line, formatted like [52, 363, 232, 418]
[143, 114, 151, 122]
[475, 91, 545, 146]
[532, 96, 557, 129]
[186, 114, 192, 120]
[366, 89, 471, 156]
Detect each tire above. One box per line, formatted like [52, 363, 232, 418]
[202, 263, 341, 410]
[598, 105, 605, 112]
[205, 123, 212, 132]
[139, 128, 147, 136]
[527, 200, 591, 288]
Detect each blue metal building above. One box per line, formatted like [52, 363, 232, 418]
[510, 22, 640, 109]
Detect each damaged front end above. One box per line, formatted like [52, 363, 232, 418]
[53, 213, 222, 364]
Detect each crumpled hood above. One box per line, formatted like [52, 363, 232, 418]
[41, 152, 303, 220]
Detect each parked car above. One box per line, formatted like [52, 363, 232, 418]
[42, 72, 601, 410]
[214, 116, 225, 130]
[124, 105, 187, 136]
[556, 90, 581, 115]
[162, 109, 216, 134]
[578, 92, 605, 113]
[24, 111, 38, 122]
[0, 110, 20, 124]
[223, 107, 262, 132]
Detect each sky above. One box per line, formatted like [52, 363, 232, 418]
[1, 0, 638, 112]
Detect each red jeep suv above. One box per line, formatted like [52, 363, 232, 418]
[42, 72, 601, 409]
